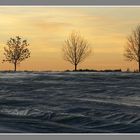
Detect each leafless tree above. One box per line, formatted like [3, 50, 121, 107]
[63, 32, 91, 71]
[124, 25, 140, 72]
[3, 36, 31, 71]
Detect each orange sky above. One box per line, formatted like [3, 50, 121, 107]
[0, 6, 139, 71]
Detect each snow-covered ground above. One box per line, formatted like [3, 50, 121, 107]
[0, 71, 140, 133]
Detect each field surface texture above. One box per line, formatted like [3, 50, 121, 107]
[0, 72, 140, 133]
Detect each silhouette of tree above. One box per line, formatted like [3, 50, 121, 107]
[63, 32, 91, 71]
[124, 25, 140, 72]
[3, 36, 30, 71]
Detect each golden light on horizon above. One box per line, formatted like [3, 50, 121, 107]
[0, 7, 139, 71]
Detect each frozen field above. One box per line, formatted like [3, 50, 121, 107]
[0, 71, 140, 133]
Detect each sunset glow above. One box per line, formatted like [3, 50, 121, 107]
[0, 7, 139, 71]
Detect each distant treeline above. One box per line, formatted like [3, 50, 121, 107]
[64, 69, 140, 73]
[0, 69, 139, 73]
[65, 69, 122, 72]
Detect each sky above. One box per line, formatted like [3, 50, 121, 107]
[0, 6, 139, 71]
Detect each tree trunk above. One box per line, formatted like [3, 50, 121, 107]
[14, 62, 17, 72]
[139, 61, 140, 72]
[74, 64, 77, 71]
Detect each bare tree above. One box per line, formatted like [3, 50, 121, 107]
[124, 25, 140, 72]
[3, 36, 31, 72]
[63, 32, 91, 71]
